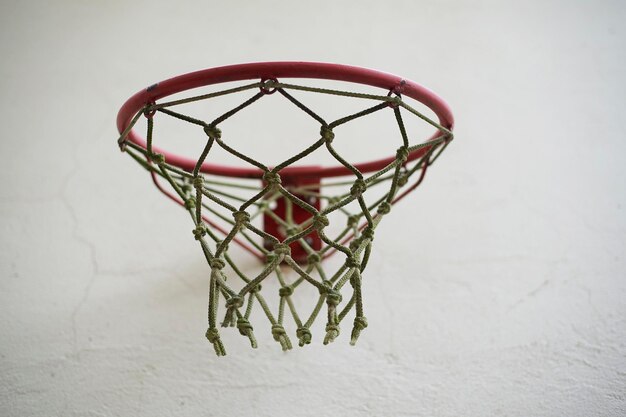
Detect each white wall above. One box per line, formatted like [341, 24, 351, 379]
[1, 1, 624, 416]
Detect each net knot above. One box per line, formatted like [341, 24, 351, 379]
[353, 316, 368, 331]
[296, 327, 312, 346]
[320, 126, 335, 143]
[205, 327, 221, 344]
[232, 210, 250, 228]
[377, 201, 392, 215]
[350, 316, 368, 346]
[237, 317, 257, 348]
[192, 225, 206, 240]
[271, 324, 286, 340]
[345, 256, 360, 269]
[307, 253, 321, 264]
[236, 317, 253, 335]
[262, 171, 281, 187]
[192, 175, 204, 189]
[350, 179, 367, 197]
[184, 198, 196, 210]
[347, 215, 359, 227]
[216, 240, 229, 253]
[352, 238, 364, 250]
[206, 327, 226, 356]
[265, 253, 278, 264]
[325, 289, 342, 307]
[226, 295, 244, 310]
[279, 286, 293, 297]
[258, 200, 269, 211]
[203, 124, 222, 139]
[118, 136, 128, 151]
[250, 284, 262, 293]
[396, 146, 409, 163]
[362, 227, 375, 241]
[397, 173, 409, 187]
[312, 214, 329, 230]
[209, 258, 225, 270]
[349, 271, 360, 287]
[285, 226, 301, 237]
[324, 323, 340, 345]
[273, 243, 291, 256]
[149, 153, 165, 165]
[223, 296, 244, 327]
[271, 324, 292, 351]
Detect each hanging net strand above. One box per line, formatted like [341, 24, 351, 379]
[118, 78, 453, 356]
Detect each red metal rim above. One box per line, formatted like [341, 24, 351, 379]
[117, 61, 454, 179]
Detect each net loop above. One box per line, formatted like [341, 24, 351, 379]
[143, 102, 156, 119]
[387, 95, 402, 109]
[260, 78, 278, 95]
[387, 81, 406, 109]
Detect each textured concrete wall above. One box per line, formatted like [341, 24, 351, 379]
[1, 1, 625, 416]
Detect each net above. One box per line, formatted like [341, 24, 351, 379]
[118, 78, 453, 356]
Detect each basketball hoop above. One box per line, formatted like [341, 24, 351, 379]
[117, 62, 454, 356]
